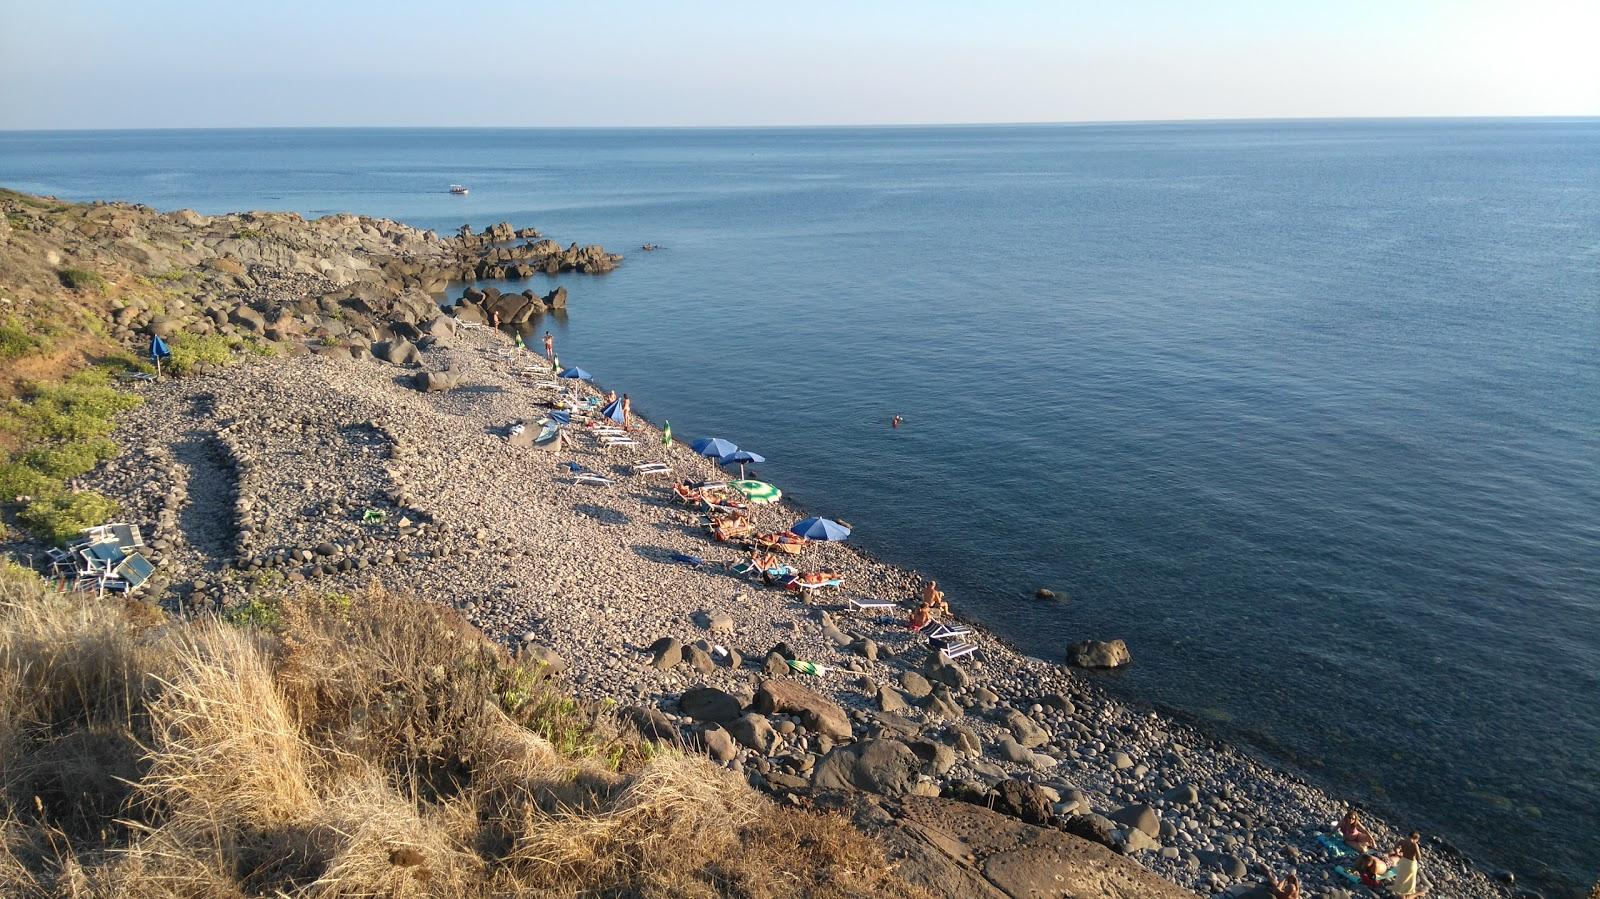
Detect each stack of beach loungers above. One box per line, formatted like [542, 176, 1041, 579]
[46, 523, 155, 596]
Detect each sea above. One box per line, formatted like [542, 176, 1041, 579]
[1, 120, 1596, 895]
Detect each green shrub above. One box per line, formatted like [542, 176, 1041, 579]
[166, 332, 236, 375]
[149, 269, 190, 283]
[0, 317, 46, 360]
[0, 460, 56, 501]
[20, 436, 119, 479]
[233, 228, 265, 240]
[4, 370, 144, 442]
[58, 268, 108, 291]
[18, 490, 119, 544]
[224, 595, 284, 629]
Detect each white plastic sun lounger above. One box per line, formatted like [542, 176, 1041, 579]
[592, 428, 627, 437]
[941, 643, 978, 661]
[847, 598, 896, 613]
[929, 624, 972, 640]
[600, 437, 637, 447]
[635, 462, 672, 475]
[793, 578, 844, 595]
[574, 474, 613, 486]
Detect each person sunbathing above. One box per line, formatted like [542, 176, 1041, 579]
[749, 550, 779, 572]
[921, 579, 949, 614]
[1355, 853, 1389, 890]
[1262, 870, 1300, 899]
[712, 520, 753, 541]
[908, 603, 934, 632]
[1339, 809, 1376, 852]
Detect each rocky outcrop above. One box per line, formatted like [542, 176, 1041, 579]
[0, 191, 619, 369]
[1067, 639, 1131, 669]
[810, 739, 929, 798]
[839, 794, 1195, 899]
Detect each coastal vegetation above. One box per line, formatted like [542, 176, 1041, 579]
[0, 567, 925, 897]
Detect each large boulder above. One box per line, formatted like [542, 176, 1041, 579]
[992, 779, 1053, 826]
[229, 303, 267, 334]
[421, 315, 457, 339]
[753, 678, 851, 741]
[810, 739, 922, 797]
[621, 705, 677, 743]
[728, 712, 778, 754]
[1067, 639, 1131, 669]
[1003, 709, 1051, 749]
[415, 366, 464, 392]
[372, 338, 420, 366]
[679, 686, 743, 724]
[1107, 802, 1159, 838]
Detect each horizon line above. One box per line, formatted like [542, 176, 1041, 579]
[3, 113, 1598, 135]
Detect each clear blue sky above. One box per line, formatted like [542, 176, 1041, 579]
[2, 0, 1596, 129]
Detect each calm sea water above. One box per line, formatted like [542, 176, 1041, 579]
[2, 122, 1596, 893]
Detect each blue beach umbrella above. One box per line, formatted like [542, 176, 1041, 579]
[558, 366, 592, 381]
[691, 437, 738, 459]
[790, 517, 851, 541]
[718, 449, 765, 479]
[600, 397, 625, 423]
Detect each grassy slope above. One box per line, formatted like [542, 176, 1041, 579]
[0, 565, 929, 898]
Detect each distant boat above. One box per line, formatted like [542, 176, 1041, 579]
[449, 184, 469, 195]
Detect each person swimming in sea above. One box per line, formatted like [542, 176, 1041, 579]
[891, 414, 903, 428]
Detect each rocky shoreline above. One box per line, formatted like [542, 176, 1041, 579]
[0, 191, 1527, 898]
[67, 326, 1512, 899]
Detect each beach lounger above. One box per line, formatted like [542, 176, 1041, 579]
[600, 438, 638, 448]
[574, 474, 613, 486]
[112, 553, 155, 589]
[591, 426, 626, 435]
[789, 578, 844, 595]
[634, 462, 671, 476]
[928, 624, 972, 640]
[846, 598, 897, 613]
[940, 643, 978, 661]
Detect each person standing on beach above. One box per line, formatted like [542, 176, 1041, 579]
[621, 393, 632, 427]
[1388, 832, 1424, 899]
[543, 331, 554, 361]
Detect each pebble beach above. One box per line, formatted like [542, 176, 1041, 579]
[80, 320, 1515, 899]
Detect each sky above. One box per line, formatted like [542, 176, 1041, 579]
[2, 0, 1597, 129]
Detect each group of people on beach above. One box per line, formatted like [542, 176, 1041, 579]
[1262, 810, 1428, 898]
[1337, 809, 1427, 897]
[906, 578, 949, 631]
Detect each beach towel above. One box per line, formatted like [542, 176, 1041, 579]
[786, 659, 828, 676]
[670, 553, 705, 568]
[1390, 857, 1420, 894]
[1316, 834, 1358, 857]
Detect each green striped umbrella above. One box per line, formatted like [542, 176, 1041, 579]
[730, 480, 782, 505]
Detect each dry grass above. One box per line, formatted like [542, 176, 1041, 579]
[0, 569, 929, 898]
